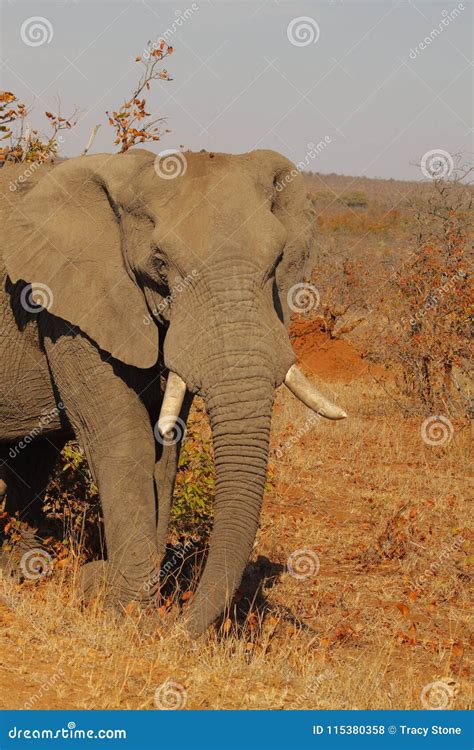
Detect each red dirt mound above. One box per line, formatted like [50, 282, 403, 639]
[290, 318, 384, 382]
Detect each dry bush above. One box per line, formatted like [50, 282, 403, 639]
[1, 37, 174, 163]
[106, 40, 173, 152]
[0, 91, 76, 164]
[339, 189, 369, 208]
[316, 206, 402, 235]
[309, 258, 370, 340]
[376, 167, 473, 415]
[170, 404, 214, 541]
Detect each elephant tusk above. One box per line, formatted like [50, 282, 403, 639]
[157, 371, 187, 439]
[284, 364, 347, 420]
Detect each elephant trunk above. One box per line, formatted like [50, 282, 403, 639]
[185, 373, 274, 637]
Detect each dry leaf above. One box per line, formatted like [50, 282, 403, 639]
[396, 602, 409, 617]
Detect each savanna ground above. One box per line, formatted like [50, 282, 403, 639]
[0, 172, 471, 711]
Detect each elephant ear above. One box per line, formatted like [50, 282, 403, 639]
[4, 157, 158, 369]
[253, 150, 318, 327]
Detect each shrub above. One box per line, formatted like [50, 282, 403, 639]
[107, 40, 173, 152]
[43, 442, 102, 557]
[316, 208, 399, 234]
[378, 163, 472, 415]
[308, 189, 334, 205]
[339, 189, 368, 208]
[171, 407, 214, 540]
[0, 91, 77, 164]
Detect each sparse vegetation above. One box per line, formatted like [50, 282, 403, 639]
[339, 189, 368, 208]
[106, 40, 173, 152]
[1, 377, 470, 709]
[380, 169, 472, 415]
[0, 37, 173, 163]
[171, 405, 214, 540]
[0, 91, 77, 164]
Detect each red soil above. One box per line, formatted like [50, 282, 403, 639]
[290, 318, 385, 382]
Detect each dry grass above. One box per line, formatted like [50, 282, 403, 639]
[0, 376, 471, 711]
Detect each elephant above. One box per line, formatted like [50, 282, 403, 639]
[0, 148, 346, 637]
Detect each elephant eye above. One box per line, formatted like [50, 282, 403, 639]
[270, 173, 283, 212]
[263, 249, 283, 283]
[152, 253, 169, 284]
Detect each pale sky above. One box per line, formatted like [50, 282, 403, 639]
[1, 0, 472, 179]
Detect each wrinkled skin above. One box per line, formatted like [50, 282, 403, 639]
[0, 149, 321, 636]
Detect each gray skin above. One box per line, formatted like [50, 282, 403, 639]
[0, 149, 316, 637]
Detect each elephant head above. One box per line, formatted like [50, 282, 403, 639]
[4, 148, 346, 636]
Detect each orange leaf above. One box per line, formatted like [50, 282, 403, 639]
[246, 612, 258, 631]
[396, 602, 409, 617]
[123, 601, 140, 617]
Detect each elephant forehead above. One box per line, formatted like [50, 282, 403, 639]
[149, 166, 269, 239]
[152, 183, 276, 255]
[147, 152, 259, 199]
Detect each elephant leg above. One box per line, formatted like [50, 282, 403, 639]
[154, 392, 193, 561]
[43, 329, 160, 606]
